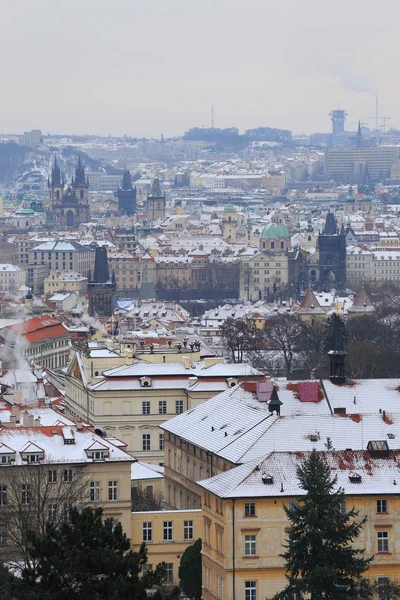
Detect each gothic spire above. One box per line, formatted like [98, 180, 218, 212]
[51, 156, 61, 186]
[74, 156, 86, 186]
[121, 170, 133, 191]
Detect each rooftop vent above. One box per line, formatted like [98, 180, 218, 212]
[310, 434, 318, 442]
[387, 433, 395, 440]
[334, 407, 346, 415]
[349, 471, 362, 483]
[262, 473, 274, 485]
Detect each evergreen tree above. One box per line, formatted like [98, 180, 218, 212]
[0, 563, 15, 600]
[274, 450, 373, 600]
[178, 538, 202, 600]
[14, 507, 164, 600]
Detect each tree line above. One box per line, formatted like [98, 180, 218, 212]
[221, 305, 400, 380]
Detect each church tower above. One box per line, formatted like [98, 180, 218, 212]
[147, 177, 166, 222]
[72, 156, 89, 223]
[88, 246, 116, 317]
[118, 170, 137, 216]
[318, 211, 346, 291]
[48, 157, 63, 206]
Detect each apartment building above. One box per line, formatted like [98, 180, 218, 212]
[199, 450, 400, 600]
[0, 408, 133, 561]
[44, 270, 88, 295]
[0, 315, 71, 370]
[29, 241, 93, 276]
[347, 246, 400, 286]
[65, 350, 264, 462]
[131, 509, 201, 586]
[324, 146, 399, 181]
[0, 264, 25, 293]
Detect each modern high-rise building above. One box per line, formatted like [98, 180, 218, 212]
[324, 146, 399, 181]
[330, 109, 347, 135]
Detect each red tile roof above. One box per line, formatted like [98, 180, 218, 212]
[3, 315, 69, 344]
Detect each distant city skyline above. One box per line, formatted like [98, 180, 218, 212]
[2, 0, 398, 137]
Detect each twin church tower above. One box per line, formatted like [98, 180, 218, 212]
[48, 158, 139, 227]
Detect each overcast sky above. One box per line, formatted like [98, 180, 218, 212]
[1, 0, 398, 137]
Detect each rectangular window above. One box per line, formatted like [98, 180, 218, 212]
[164, 563, 173, 583]
[142, 434, 151, 451]
[184, 520, 194, 541]
[245, 581, 257, 600]
[159, 400, 167, 414]
[163, 521, 173, 541]
[244, 535, 257, 556]
[142, 401, 150, 415]
[48, 470, 57, 483]
[175, 400, 184, 414]
[339, 499, 346, 514]
[378, 577, 390, 600]
[21, 484, 31, 505]
[47, 503, 57, 523]
[90, 481, 101, 502]
[288, 501, 299, 510]
[142, 522, 152, 542]
[159, 433, 164, 451]
[108, 481, 118, 501]
[377, 499, 387, 513]
[244, 502, 256, 516]
[63, 469, 73, 482]
[0, 485, 7, 506]
[377, 531, 389, 552]
[0, 523, 7, 546]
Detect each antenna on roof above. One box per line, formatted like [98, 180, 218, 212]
[211, 105, 215, 129]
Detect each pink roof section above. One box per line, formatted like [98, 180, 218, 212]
[298, 381, 320, 403]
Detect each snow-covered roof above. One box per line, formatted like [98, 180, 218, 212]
[0, 425, 132, 465]
[198, 450, 400, 498]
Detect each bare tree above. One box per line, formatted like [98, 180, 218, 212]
[220, 317, 265, 363]
[0, 462, 90, 567]
[131, 484, 163, 512]
[264, 314, 303, 378]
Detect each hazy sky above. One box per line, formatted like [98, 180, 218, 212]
[1, 0, 398, 137]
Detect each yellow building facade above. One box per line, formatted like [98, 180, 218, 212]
[199, 451, 400, 600]
[131, 509, 201, 585]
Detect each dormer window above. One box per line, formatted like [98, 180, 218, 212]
[20, 442, 44, 463]
[86, 449, 109, 460]
[140, 376, 152, 388]
[62, 429, 75, 445]
[85, 440, 110, 461]
[349, 471, 362, 483]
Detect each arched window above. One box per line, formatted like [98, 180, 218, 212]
[308, 235, 312, 241]
[80, 189, 84, 199]
[56, 190, 60, 200]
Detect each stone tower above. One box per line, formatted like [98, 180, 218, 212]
[147, 177, 166, 222]
[318, 211, 346, 291]
[118, 170, 137, 216]
[88, 246, 116, 317]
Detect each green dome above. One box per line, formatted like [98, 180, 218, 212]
[261, 221, 289, 239]
[15, 208, 34, 215]
[224, 203, 235, 213]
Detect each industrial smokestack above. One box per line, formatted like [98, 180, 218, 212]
[375, 95, 379, 131]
